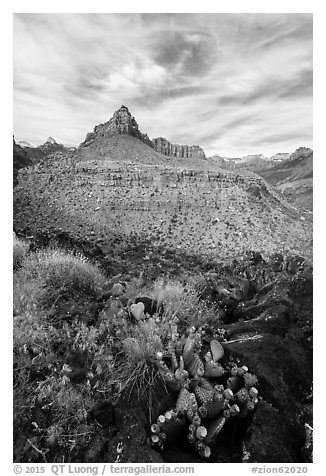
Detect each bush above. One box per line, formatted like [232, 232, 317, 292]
[142, 277, 220, 332]
[14, 248, 107, 316]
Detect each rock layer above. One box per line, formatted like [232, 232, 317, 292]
[152, 137, 206, 160]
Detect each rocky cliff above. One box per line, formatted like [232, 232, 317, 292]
[80, 106, 207, 160]
[152, 137, 207, 160]
[80, 105, 152, 148]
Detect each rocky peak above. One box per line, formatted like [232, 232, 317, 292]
[107, 105, 140, 135]
[80, 105, 152, 147]
[290, 147, 313, 160]
[43, 137, 57, 146]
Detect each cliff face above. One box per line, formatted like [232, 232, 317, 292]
[152, 137, 207, 159]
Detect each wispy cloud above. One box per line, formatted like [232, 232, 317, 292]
[13, 13, 312, 156]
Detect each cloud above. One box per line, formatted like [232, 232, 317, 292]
[13, 13, 312, 156]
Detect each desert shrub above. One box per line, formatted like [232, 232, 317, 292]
[113, 319, 165, 403]
[14, 309, 116, 462]
[14, 248, 106, 316]
[13, 234, 30, 269]
[142, 277, 221, 333]
[21, 248, 106, 294]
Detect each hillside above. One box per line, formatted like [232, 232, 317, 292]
[17, 137, 74, 166]
[259, 147, 313, 212]
[14, 107, 312, 277]
[13, 137, 32, 186]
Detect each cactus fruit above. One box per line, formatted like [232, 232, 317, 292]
[164, 410, 173, 420]
[235, 388, 249, 404]
[195, 426, 208, 440]
[210, 340, 224, 362]
[223, 388, 234, 401]
[230, 404, 241, 417]
[249, 387, 259, 399]
[151, 434, 160, 444]
[237, 365, 249, 377]
[157, 415, 166, 425]
[151, 423, 160, 434]
[194, 441, 211, 459]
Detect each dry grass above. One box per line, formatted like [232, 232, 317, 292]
[13, 234, 30, 269]
[13, 248, 106, 316]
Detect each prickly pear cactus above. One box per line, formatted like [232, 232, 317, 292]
[150, 324, 260, 460]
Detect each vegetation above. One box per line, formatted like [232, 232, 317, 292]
[13, 242, 225, 462]
[13, 233, 30, 269]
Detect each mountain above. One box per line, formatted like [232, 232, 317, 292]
[259, 148, 313, 212]
[270, 152, 291, 162]
[14, 137, 74, 169]
[17, 140, 33, 148]
[13, 137, 32, 186]
[80, 105, 207, 161]
[209, 153, 276, 172]
[80, 105, 152, 148]
[13, 106, 312, 273]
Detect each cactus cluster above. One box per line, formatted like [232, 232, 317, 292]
[150, 326, 259, 459]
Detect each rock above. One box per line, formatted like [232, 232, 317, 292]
[134, 296, 164, 317]
[130, 302, 145, 320]
[152, 137, 206, 160]
[83, 428, 117, 463]
[64, 349, 89, 383]
[111, 283, 125, 297]
[222, 330, 311, 462]
[232, 278, 293, 322]
[243, 400, 298, 462]
[80, 105, 152, 148]
[91, 400, 115, 428]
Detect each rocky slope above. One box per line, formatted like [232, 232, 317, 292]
[259, 148, 313, 212]
[14, 107, 312, 275]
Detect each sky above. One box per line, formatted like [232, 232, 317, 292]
[13, 13, 313, 157]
